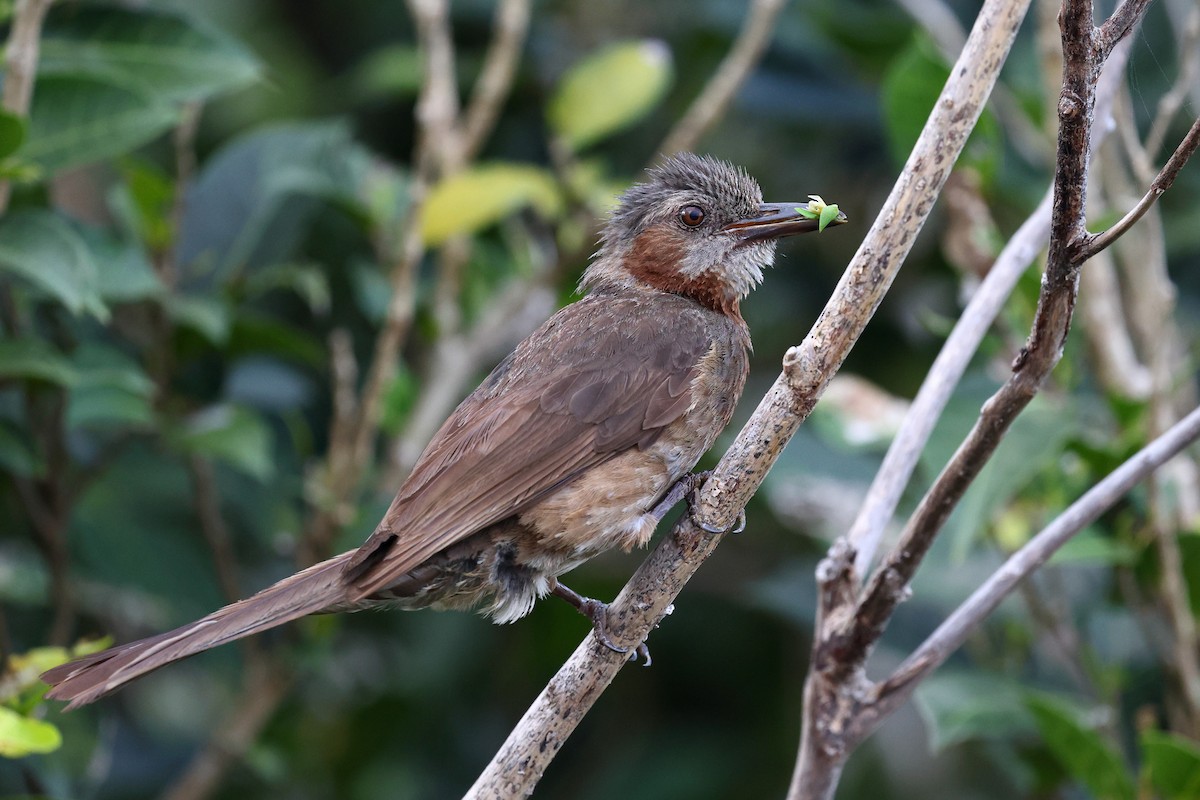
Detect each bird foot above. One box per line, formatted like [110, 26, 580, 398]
[691, 508, 747, 535]
[649, 470, 713, 523]
[649, 470, 746, 534]
[551, 582, 651, 666]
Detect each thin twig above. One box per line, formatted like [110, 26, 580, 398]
[186, 457, 243, 606]
[846, 188, 1052, 574]
[847, 26, 1132, 576]
[841, 23, 1144, 677]
[459, 0, 531, 162]
[875, 404, 1200, 708]
[657, 0, 789, 158]
[1077, 116, 1200, 261]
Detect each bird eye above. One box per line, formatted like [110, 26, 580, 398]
[679, 205, 706, 227]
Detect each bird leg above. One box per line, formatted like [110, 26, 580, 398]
[650, 470, 747, 534]
[550, 581, 651, 665]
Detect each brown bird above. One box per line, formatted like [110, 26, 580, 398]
[42, 153, 845, 708]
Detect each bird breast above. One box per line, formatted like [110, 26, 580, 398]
[517, 324, 749, 570]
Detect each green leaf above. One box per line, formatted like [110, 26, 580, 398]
[422, 163, 562, 246]
[881, 35, 1000, 170]
[0, 338, 77, 386]
[1142, 730, 1200, 800]
[1048, 528, 1138, 566]
[0, 109, 26, 160]
[39, 5, 261, 103]
[350, 44, 422, 101]
[818, 203, 841, 232]
[0, 706, 61, 758]
[118, 157, 176, 251]
[66, 344, 156, 431]
[177, 122, 371, 276]
[21, 74, 179, 175]
[380, 361, 419, 435]
[1179, 532, 1200, 616]
[1026, 693, 1134, 800]
[548, 40, 673, 151]
[914, 672, 1036, 751]
[83, 224, 164, 303]
[923, 376, 1081, 559]
[0, 423, 43, 477]
[169, 405, 274, 481]
[168, 294, 232, 345]
[0, 211, 107, 319]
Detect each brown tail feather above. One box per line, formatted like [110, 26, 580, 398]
[41, 552, 355, 710]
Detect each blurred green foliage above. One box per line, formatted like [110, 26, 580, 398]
[1, 1, 1198, 799]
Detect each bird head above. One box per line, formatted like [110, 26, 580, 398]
[580, 152, 846, 318]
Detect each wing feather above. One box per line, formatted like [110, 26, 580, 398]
[343, 293, 722, 598]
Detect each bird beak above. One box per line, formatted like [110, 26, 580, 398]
[722, 202, 848, 244]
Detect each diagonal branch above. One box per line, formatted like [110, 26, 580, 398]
[1077, 115, 1200, 261]
[468, 0, 1029, 794]
[657, 0, 789, 158]
[837, 7, 1150, 677]
[459, 0, 531, 162]
[873, 403, 1200, 712]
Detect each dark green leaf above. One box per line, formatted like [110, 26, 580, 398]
[66, 344, 156, 431]
[548, 40, 673, 151]
[168, 295, 232, 345]
[0, 211, 107, 319]
[39, 5, 261, 103]
[0, 338, 77, 386]
[169, 405, 274, 481]
[82, 225, 164, 303]
[1179, 533, 1200, 616]
[881, 35, 1000, 171]
[21, 74, 179, 175]
[1026, 693, 1134, 800]
[0, 109, 26, 160]
[0, 422, 43, 477]
[914, 672, 1036, 751]
[1142, 730, 1200, 800]
[176, 122, 371, 277]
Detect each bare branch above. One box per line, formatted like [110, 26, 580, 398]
[469, 0, 1029, 794]
[657, 0, 788, 158]
[875, 403, 1200, 709]
[846, 188, 1052, 574]
[847, 22, 1134, 576]
[840, 26, 1143, 678]
[1077, 116, 1200, 261]
[0, 0, 55, 211]
[693, 0, 1032, 535]
[459, 0, 531, 162]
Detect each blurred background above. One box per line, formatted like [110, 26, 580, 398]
[3, 0, 1200, 798]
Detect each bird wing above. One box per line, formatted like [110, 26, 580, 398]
[343, 293, 717, 599]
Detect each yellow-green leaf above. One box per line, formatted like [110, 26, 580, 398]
[548, 40, 672, 151]
[421, 164, 562, 246]
[0, 707, 61, 758]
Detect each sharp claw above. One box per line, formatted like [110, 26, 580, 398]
[689, 506, 747, 534]
[578, 598, 629, 654]
[553, 581, 652, 662]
